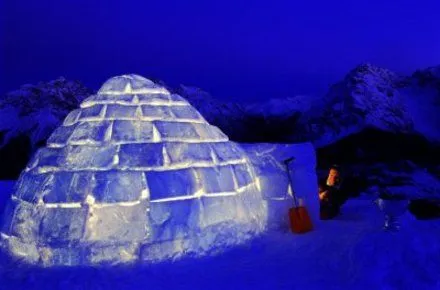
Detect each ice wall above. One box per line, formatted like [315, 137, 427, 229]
[242, 143, 319, 229]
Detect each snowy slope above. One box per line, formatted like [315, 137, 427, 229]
[176, 85, 250, 140]
[177, 85, 246, 118]
[178, 63, 440, 147]
[400, 67, 440, 143]
[246, 95, 317, 119]
[299, 63, 440, 147]
[301, 64, 409, 147]
[177, 86, 315, 143]
[0, 78, 93, 179]
[0, 77, 92, 149]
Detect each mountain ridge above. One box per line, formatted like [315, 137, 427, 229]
[1, 63, 439, 181]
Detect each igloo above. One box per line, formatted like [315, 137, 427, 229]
[0, 75, 269, 266]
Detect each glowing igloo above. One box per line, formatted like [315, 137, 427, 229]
[0, 75, 267, 266]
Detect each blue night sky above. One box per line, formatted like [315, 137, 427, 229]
[1, 0, 440, 101]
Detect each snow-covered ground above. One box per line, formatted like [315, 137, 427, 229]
[1, 180, 440, 290]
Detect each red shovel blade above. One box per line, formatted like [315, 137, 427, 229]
[289, 206, 313, 234]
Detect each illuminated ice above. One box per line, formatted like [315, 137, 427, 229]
[0, 74, 268, 266]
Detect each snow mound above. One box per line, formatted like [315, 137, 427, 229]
[0, 75, 268, 266]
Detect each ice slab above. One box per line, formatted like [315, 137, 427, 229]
[118, 143, 164, 168]
[40, 207, 87, 244]
[92, 171, 144, 202]
[69, 121, 111, 144]
[84, 200, 149, 242]
[105, 104, 137, 119]
[154, 121, 199, 140]
[164, 142, 213, 165]
[146, 169, 199, 200]
[111, 120, 154, 143]
[196, 166, 236, 194]
[170, 105, 201, 120]
[141, 105, 174, 119]
[212, 142, 243, 162]
[65, 145, 117, 169]
[47, 125, 77, 146]
[78, 105, 104, 121]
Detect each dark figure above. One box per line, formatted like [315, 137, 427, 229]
[319, 165, 345, 220]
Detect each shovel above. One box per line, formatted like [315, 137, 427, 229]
[284, 157, 313, 234]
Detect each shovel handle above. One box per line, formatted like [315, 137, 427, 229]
[284, 156, 299, 207]
[284, 157, 295, 165]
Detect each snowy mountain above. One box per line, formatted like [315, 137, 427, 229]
[0, 77, 93, 178]
[178, 63, 440, 147]
[2, 64, 439, 150]
[0, 77, 92, 148]
[175, 85, 250, 141]
[300, 64, 431, 147]
[246, 95, 317, 118]
[177, 87, 314, 142]
[1, 63, 440, 183]
[180, 63, 440, 147]
[301, 64, 440, 199]
[400, 67, 440, 143]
